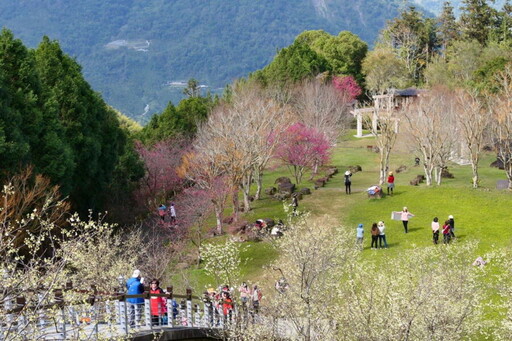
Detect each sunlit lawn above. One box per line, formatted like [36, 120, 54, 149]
[171, 130, 512, 303]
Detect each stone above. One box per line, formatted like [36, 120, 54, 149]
[274, 193, 291, 200]
[274, 177, 292, 185]
[299, 188, 311, 195]
[325, 167, 338, 177]
[291, 192, 303, 200]
[265, 187, 277, 195]
[348, 165, 362, 173]
[490, 159, 505, 170]
[314, 178, 326, 188]
[395, 165, 407, 173]
[441, 168, 454, 178]
[497, 180, 509, 190]
[278, 182, 295, 195]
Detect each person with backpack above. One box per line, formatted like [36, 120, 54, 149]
[344, 170, 352, 194]
[370, 223, 379, 249]
[158, 204, 167, 222]
[149, 279, 168, 326]
[442, 220, 451, 244]
[448, 215, 455, 239]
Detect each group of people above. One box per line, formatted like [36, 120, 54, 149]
[157, 203, 177, 224]
[344, 170, 396, 196]
[431, 215, 456, 244]
[125, 269, 263, 328]
[126, 269, 179, 327]
[356, 221, 388, 249]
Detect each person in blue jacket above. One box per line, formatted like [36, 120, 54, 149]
[126, 269, 144, 327]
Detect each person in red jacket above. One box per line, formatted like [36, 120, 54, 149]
[442, 220, 451, 244]
[222, 291, 233, 324]
[149, 279, 168, 326]
[387, 172, 395, 195]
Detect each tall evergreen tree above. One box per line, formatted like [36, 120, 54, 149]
[460, 0, 497, 45]
[34, 37, 125, 214]
[0, 29, 42, 174]
[438, 2, 460, 52]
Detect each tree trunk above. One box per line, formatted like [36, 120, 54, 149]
[214, 204, 223, 235]
[254, 168, 263, 200]
[471, 162, 479, 189]
[423, 164, 433, 186]
[242, 173, 252, 213]
[232, 188, 240, 223]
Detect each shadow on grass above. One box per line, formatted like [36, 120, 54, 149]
[407, 227, 423, 233]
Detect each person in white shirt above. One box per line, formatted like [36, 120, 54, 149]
[378, 221, 388, 248]
[431, 217, 440, 244]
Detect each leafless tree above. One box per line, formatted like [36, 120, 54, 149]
[453, 89, 492, 188]
[491, 64, 512, 190]
[291, 79, 353, 147]
[401, 87, 457, 186]
[364, 107, 399, 185]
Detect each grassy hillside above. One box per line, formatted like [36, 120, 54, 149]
[171, 130, 512, 299]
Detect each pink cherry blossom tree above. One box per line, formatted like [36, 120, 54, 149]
[332, 75, 362, 101]
[273, 123, 331, 184]
[133, 138, 189, 213]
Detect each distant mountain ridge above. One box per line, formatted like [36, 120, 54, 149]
[1, 0, 424, 121]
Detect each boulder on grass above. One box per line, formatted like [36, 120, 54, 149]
[274, 177, 292, 185]
[410, 175, 425, 186]
[299, 188, 311, 195]
[348, 165, 362, 173]
[274, 193, 291, 200]
[441, 168, 454, 178]
[291, 192, 303, 200]
[325, 167, 339, 178]
[395, 165, 407, 173]
[278, 182, 295, 195]
[265, 187, 277, 195]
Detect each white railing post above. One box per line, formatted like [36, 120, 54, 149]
[144, 295, 151, 328]
[203, 301, 211, 328]
[186, 289, 192, 327]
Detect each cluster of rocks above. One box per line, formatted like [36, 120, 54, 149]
[410, 174, 425, 186]
[314, 166, 340, 189]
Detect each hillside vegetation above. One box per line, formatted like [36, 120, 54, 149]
[0, 0, 407, 120]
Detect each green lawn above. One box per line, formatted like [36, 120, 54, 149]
[171, 130, 512, 297]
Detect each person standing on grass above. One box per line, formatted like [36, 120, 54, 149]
[443, 220, 451, 244]
[448, 215, 455, 239]
[169, 203, 177, 225]
[387, 172, 395, 195]
[371, 223, 379, 249]
[344, 170, 352, 194]
[378, 221, 388, 248]
[356, 223, 364, 249]
[291, 195, 299, 215]
[399, 207, 414, 233]
[432, 217, 440, 244]
[158, 204, 167, 222]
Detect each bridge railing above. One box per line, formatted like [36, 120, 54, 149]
[1, 283, 251, 340]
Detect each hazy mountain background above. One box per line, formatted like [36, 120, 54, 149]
[412, 0, 506, 15]
[0, 0, 445, 122]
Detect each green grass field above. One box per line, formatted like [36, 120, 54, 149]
[171, 130, 512, 297]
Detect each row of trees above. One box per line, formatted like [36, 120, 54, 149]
[364, 1, 512, 94]
[370, 64, 512, 189]
[0, 29, 144, 216]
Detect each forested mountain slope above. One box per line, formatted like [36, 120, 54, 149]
[0, 0, 409, 121]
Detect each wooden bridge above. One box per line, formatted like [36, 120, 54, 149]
[1, 283, 254, 340]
